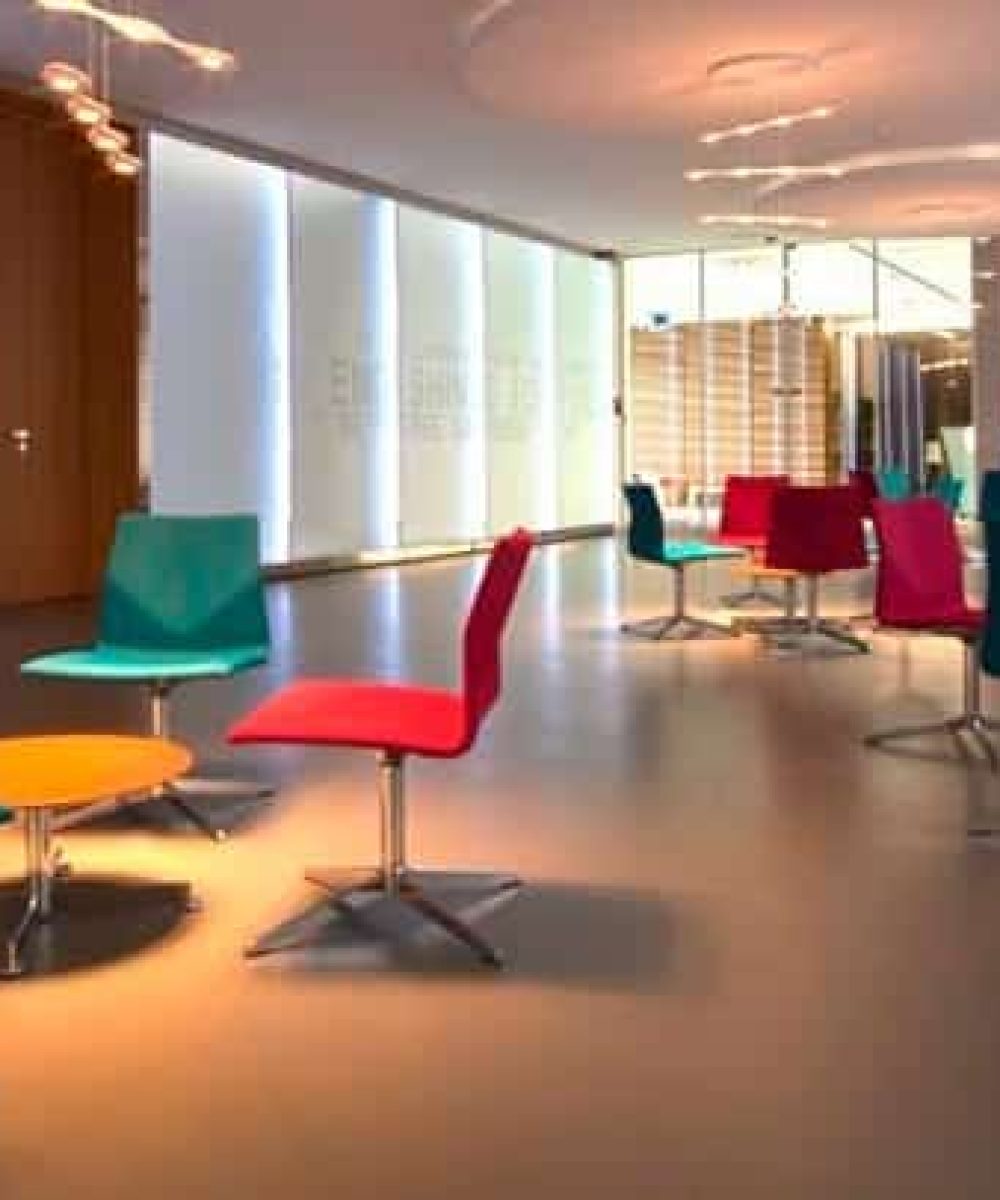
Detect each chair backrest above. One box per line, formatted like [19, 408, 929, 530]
[717, 474, 789, 541]
[461, 528, 534, 742]
[847, 468, 878, 518]
[98, 514, 270, 651]
[622, 482, 665, 562]
[871, 497, 966, 626]
[981, 471, 1000, 674]
[765, 484, 868, 574]
[930, 472, 964, 514]
[876, 465, 912, 501]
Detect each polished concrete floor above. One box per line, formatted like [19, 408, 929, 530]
[4, 537, 1000, 1198]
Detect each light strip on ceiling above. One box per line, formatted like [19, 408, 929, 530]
[699, 213, 831, 230]
[686, 165, 843, 182]
[700, 105, 839, 146]
[35, 0, 235, 70]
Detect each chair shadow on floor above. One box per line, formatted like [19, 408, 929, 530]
[0, 875, 193, 982]
[246, 879, 718, 995]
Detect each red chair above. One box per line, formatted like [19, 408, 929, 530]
[762, 484, 870, 655]
[865, 497, 998, 765]
[848, 469, 878, 519]
[228, 529, 534, 968]
[716, 474, 793, 609]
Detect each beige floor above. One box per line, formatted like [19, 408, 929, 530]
[3, 538, 1000, 1199]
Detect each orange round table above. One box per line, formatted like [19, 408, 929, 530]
[0, 735, 192, 978]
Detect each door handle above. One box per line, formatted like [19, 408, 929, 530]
[6, 428, 32, 455]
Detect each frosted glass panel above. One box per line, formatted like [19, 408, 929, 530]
[150, 134, 290, 564]
[485, 231, 554, 533]
[555, 252, 615, 526]
[289, 179, 397, 557]
[397, 206, 486, 544]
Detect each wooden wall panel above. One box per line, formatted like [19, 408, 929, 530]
[0, 87, 138, 603]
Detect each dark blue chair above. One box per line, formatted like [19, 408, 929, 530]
[979, 471, 1000, 680]
[621, 482, 742, 640]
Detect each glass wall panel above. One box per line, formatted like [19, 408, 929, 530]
[627, 253, 700, 328]
[790, 240, 875, 319]
[289, 178, 397, 557]
[397, 206, 486, 545]
[877, 237, 972, 333]
[702, 247, 782, 321]
[149, 134, 290, 564]
[555, 252, 615, 526]
[484, 231, 555, 533]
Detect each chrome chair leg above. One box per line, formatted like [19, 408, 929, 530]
[866, 641, 999, 767]
[3, 808, 53, 979]
[246, 755, 519, 968]
[759, 578, 869, 657]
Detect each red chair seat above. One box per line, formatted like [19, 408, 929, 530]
[229, 679, 469, 758]
[715, 532, 767, 551]
[881, 605, 983, 636]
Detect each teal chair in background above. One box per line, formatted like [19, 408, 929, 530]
[876, 466, 912, 501]
[622, 482, 742, 640]
[21, 514, 272, 840]
[930, 472, 965, 514]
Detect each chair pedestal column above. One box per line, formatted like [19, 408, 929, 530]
[245, 753, 520, 968]
[758, 576, 870, 657]
[621, 564, 736, 642]
[3, 808, 55, 978]
[866, 639, 1000, 767]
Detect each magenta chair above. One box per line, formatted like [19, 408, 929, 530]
[228, 529, 534, 968]
[715, 474, 792, 609]
[865, 497, 998, 766]
[762, 484, 870, 656]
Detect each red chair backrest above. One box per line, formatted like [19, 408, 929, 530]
[462, 528, 534, 740]
[871, 496, 966, 625]
[765, 484, 868, 574]
[848, 469, 878, 518]
[718, 474, 790, 541]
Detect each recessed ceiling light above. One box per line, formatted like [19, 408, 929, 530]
[685, 165, 842, 182]
[699, 213, 831, 230]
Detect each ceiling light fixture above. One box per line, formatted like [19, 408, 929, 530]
[686, 165, 843, 182]
[699, 213, 831, 230]
[706, 51, 820, 87]
[700, 104, 839, 146]
[33, 0, 237, 177]
[35, 0, 235, 70]
[39, 59, 91, 95]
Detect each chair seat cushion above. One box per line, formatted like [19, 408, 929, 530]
[880, 606, 983, 635]
[228, 679, 469, 758]
[659, 541, 743, 566]
[715, 533, 766, 551]
[22, 643, 268, 683]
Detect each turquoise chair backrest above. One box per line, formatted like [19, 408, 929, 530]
[930, 473, 964, 513]
[623, 482, 665, 563]
[877, 466, 912, 501]
[98, 514, 269, 652]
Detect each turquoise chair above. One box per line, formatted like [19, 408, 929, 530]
[21, 514, 271, 840]
[930, 472, 964, 514]
[876, 466, 912, 501]
[621, 482, 742, 640]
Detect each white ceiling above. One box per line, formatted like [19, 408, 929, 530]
[4, 0, 1000, 253]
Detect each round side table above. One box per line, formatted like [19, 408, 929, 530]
[0, 734, 192, 978]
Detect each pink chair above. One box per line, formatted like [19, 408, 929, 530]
[865, 497, 998, 765]
[228, 529, 534, 967]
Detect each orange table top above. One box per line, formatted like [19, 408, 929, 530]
[0, 735, 191, 808]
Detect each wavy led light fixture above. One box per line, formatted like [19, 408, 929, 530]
[701, 105, 839, 146]
[700, 213, 831, 230]
[40, 60, 91, 95]
[686, 165, 843, 182]
[35, 0, 235, 71]
[66, 93, 110, 126]
[87, 122, 128, 153]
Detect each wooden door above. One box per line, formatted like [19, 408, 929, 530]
[0, 90, 137, 604]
